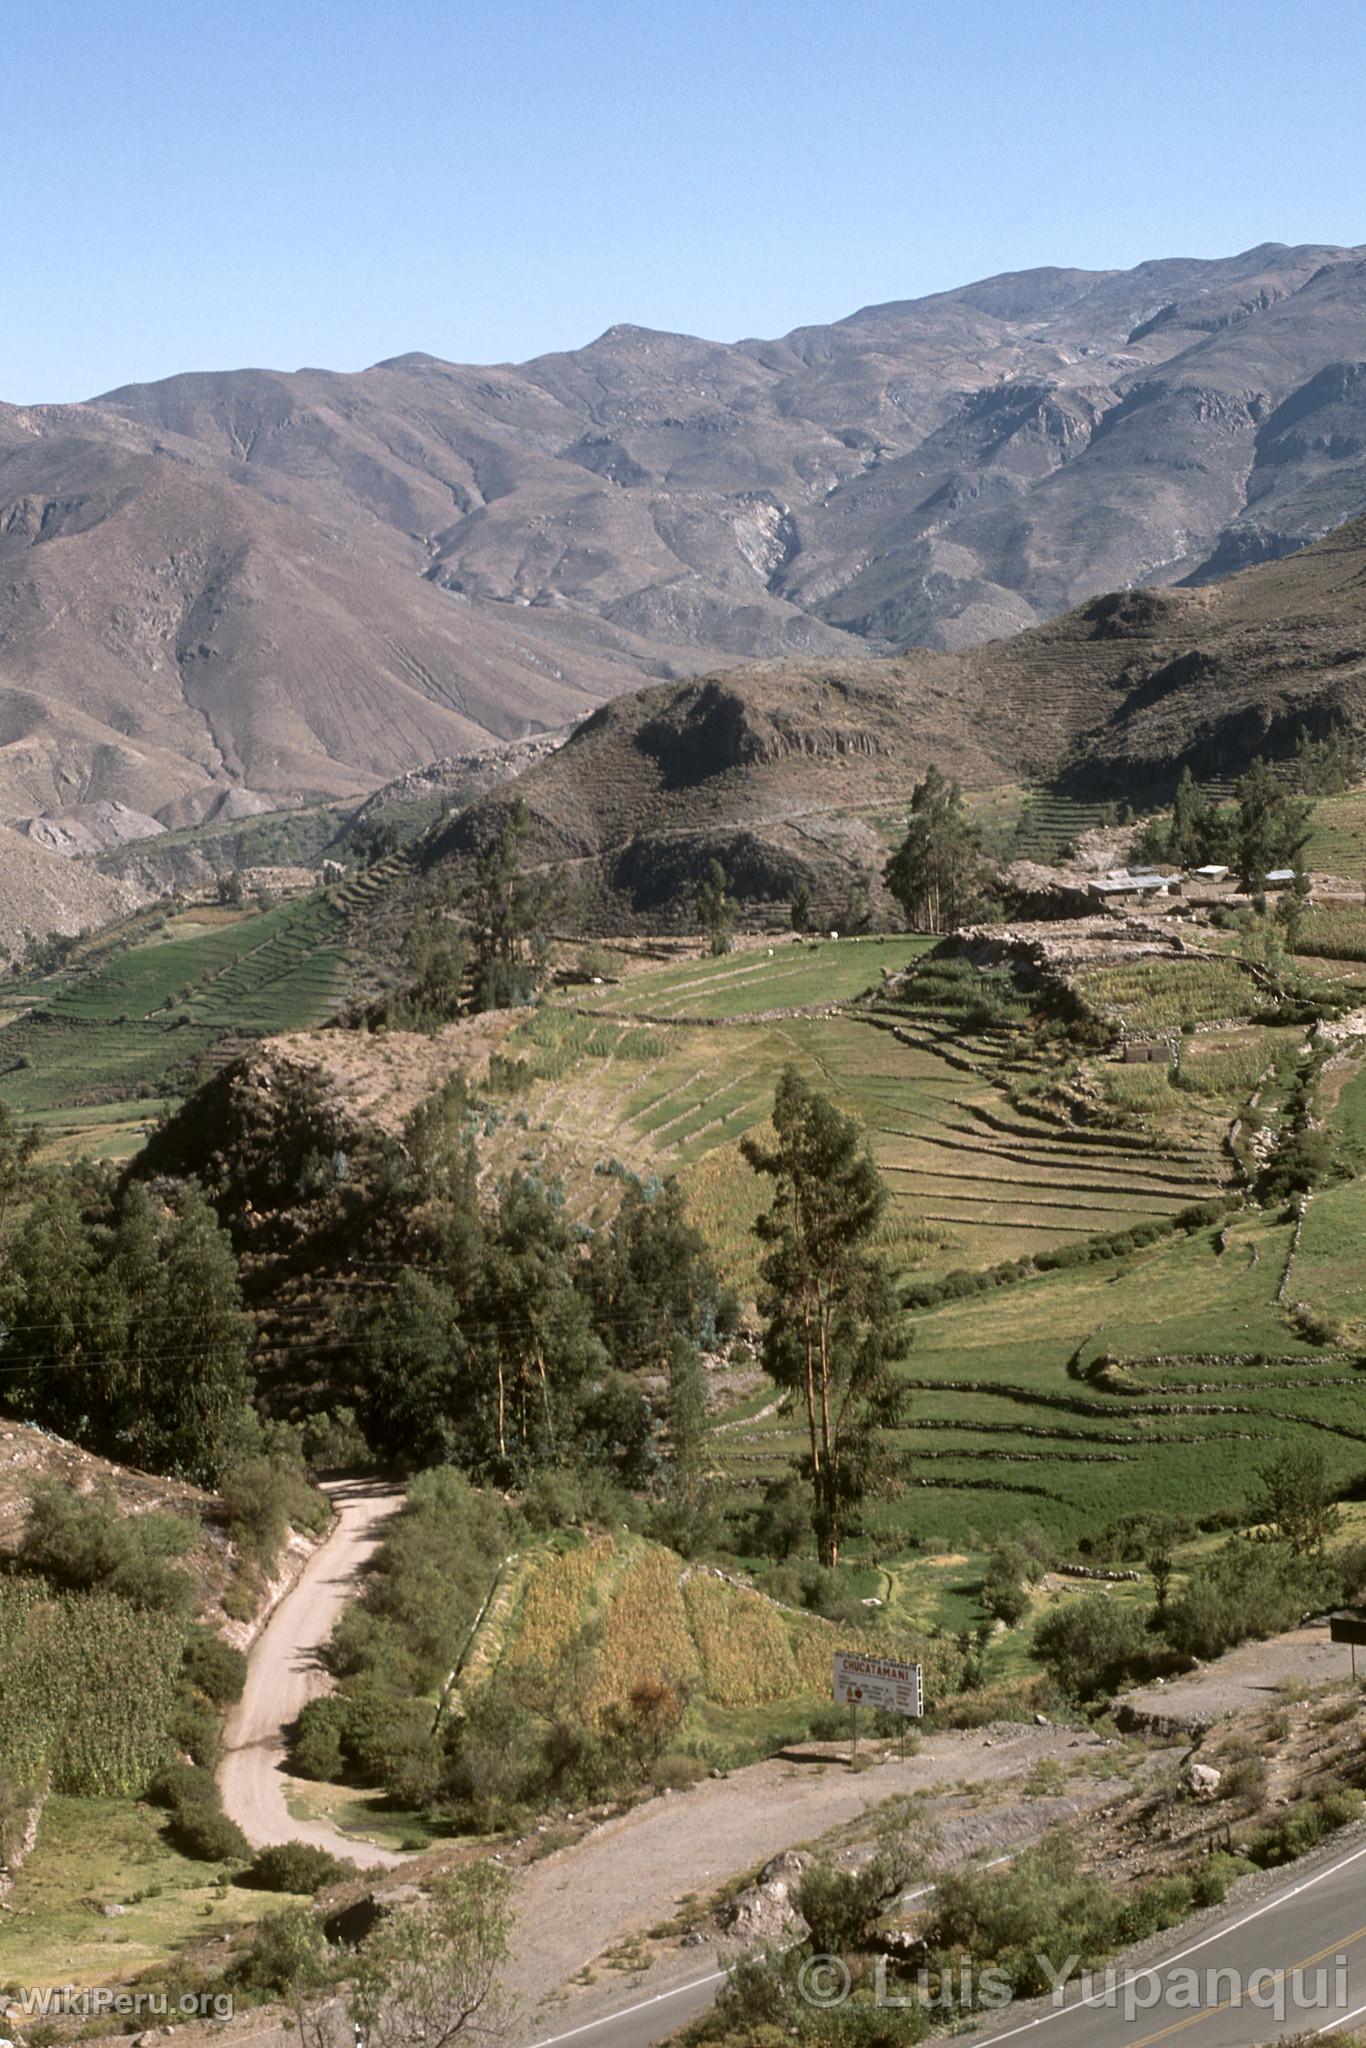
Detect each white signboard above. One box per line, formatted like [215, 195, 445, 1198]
[833, 1651, 923, 1719]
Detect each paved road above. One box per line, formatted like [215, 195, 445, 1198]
[943, 1833, 1366, 2048]
[519, 1834, 1366, 2048]
[219, 1477, 406, 1867]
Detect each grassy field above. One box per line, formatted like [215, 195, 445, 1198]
[0, 892, 348, 1156]
[1, 1795, 310, 1990]
[464, 937, 1366, 1561]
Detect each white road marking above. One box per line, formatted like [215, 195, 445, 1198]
[963, 1836, 1366, 2044]
[522, 1969, 728, 2048]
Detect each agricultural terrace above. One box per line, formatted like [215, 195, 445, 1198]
[479, 936, 1366, 1625]
[0, 893, 347, 1159]
[453, 1529, 956, 1754]
[487, 938, 1240, 1286]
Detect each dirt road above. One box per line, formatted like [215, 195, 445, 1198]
[219, 1478, 406, 1867]
[1121, 1618, 1359, 1729]
[510, 1722, 1110, 2043]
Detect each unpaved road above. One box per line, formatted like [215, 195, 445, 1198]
[1121, 1618, 1360, 1729]
[511, 1723, 1110, 2044]
[219, 1478, 406, 1867]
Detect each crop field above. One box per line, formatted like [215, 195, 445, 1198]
[1295, 907, 1366, 961]
[582, 935, 934, 1019]
[474, 1530, 958, 1741]
[0, 892, 347, 1155]
[491, 944, 1243, 1290]
[1072, 954, 1263, 1032]
[1304, 788, 1366, 880]
[0, 1580, 184, 1795]
[713, 1198, 1366, 1550]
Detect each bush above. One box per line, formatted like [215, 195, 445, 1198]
[168, 1695, 223, 1769]
[146, 1758, 248, 1864]
[182, 1632, 247, 1707]
[1246, 1792, 1363, 1867]
[1162, 1539, 1335, 1662]
[289, 1696, 348, 1782]
[237, 1842, 350, 1893]
[1031, 1594, 1150, 1701]
[222, 1450, 329, 1571]
[1189, 1851, 1251, 1907]
[797, 1855, 907, 1953]
[20, 1481, 197, 1616]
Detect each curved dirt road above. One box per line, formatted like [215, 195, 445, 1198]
[219, 1478, 408, 1868]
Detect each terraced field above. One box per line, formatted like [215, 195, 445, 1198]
[492, 941, 1238, 1291]
[0, 893, 349, 1153]
[715, 1204, 1366, 1550]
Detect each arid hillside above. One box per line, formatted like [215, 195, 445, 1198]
[7, 242, 1366, 827]
[407, 513, 1366, 926]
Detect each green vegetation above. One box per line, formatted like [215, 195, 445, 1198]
[744, 1067, 907, 1565]
[884, 764, 991, 931]
[0, 1577, 184, 1794]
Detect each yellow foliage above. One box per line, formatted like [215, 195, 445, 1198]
[506, 1537, 614, 1673]
[585, 1543, 701, 1719]
[683, 1572, 803, 1705]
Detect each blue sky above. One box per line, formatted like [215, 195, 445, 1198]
[6, 0, 1365, 403]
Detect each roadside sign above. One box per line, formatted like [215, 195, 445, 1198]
[833, 1651, 923, 1719]
[1330, 1612, 1366, 1647]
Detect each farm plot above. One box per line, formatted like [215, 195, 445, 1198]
[713, 1202, 1366, 1550]
[583, 935, 933, 1020]
[473, 1532, 856, 1733]
[1, 894, 348, 1154]
[498, 953, 1237, 1285]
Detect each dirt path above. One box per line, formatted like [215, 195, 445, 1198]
[508, 1722, 1104, 2040]
[219, 1478, 407, 1867]
[1120, 1617, 1358, 1728]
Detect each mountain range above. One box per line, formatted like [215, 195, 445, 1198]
[6, 240, 1366, 827]
[406, 512, 1366, 931]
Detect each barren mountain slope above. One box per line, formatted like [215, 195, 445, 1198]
[407, 513, 1366, 927]
[6, 243, 1366, 825]
[0, 822, 143, 960]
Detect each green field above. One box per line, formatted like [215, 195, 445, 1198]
[0, 892, 348, 1153]
[466, 935, 1366, 1559]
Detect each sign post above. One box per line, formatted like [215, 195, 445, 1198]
[833, 1651, 924, 1760]
[1330, 1610, 1366, 1683]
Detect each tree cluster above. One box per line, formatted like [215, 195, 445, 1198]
[353, 1118, 734, 1489]
[1138, 758, 1315, 890]
[884, 765, 991, 933]
[0, 1173, 253, 1485]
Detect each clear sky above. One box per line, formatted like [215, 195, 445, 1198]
[7, 0, 1365, 403]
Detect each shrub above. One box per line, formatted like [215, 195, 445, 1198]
[181, 1632, 247, 1707]
[797, 1854, 907, 1953]
[1189, 1851, 1251, 1907]
[147, 1758, 248, 1864]
[289, 1696, 348, 1782]
[1031, 1594, 1150, 1701]
[237, 1842, 350, 1893]
[168, 1695, 223, 1769]
[1162, 1540, 1336, 1661]
[1246, 1790, 1363, 1868]
[19, 1481, 197, 1616]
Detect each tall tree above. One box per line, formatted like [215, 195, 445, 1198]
[741, 1068, 907, 1565]
[883, 766, 985, 933]
[1234, 758, 1314, 892]
[694, 859, 734, 956]
[463, 801, 562, 1011]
